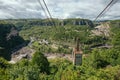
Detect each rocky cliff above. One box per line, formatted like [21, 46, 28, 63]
[0, 22, 25, 60]
[27, 18, 94, 27]
[91, 22, 110, 37]
[4, 18, 94, 28]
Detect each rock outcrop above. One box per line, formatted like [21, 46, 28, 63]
[27, 19, 94, 27]
[91, 22, 110, 36]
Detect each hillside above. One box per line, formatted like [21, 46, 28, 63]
[2, 18, 94, 30]
[91, 22, 110, 36]
[0, 22, 25, 60]
[0, 19, 120, 80]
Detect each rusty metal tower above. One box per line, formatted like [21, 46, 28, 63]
[72, 38, 83, 65]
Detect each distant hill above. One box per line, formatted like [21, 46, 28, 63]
[26, 18, 94, 27]
[2, 18, 94, 30]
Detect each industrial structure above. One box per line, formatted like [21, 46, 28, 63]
[72, 38, 83, 65]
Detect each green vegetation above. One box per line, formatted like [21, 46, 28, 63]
[0, 48, 120, 80]
[32, 51, 49, 74]
[0, 22, 25, 60]
[0, 19, 120, 80]
[16, 19, 94, 54]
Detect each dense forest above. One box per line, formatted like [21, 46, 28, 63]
[0, 22, 25, 60]
[0, 19, 120, 80]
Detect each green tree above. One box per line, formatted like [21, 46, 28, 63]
[0, 57, 10, 68]
[32, 51, 49, 74]
[90, 49, 110, 68]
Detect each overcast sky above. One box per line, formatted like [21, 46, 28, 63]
[0, 0, 120, 20]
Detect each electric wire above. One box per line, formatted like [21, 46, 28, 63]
[97, 0, 119, 20]
[37, 0, 54, 26]
[37, 0, 49, 19]
[42, 0, 56, 27]
[94, 0, 117, 21]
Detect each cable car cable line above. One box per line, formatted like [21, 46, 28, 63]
[94, 0, 118, 21]
[98, 0, 119, 21]
[37, 0, 49, 19]
[37, 0, 54, 26]
[42, 0, 56, 27]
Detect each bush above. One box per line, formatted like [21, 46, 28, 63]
[32, 51, 49, 74]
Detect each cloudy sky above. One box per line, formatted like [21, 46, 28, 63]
[0, 0, 120, 20]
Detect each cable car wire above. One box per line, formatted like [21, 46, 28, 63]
[42, 0, 56, 27]
[94, 0, 117, 21]
[37, 0, 54, 26]
[37, 0, 49, 19]
[97, 0, 119, 20]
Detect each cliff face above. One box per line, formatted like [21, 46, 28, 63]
[0, 23, 25, 60]
[23, 19, 94, 27]
[59, 19, 94, 27]
[91, 22, 110, 36]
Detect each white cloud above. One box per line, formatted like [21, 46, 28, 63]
[0, 0, 119, 20]
[0, 10, 15, 19]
